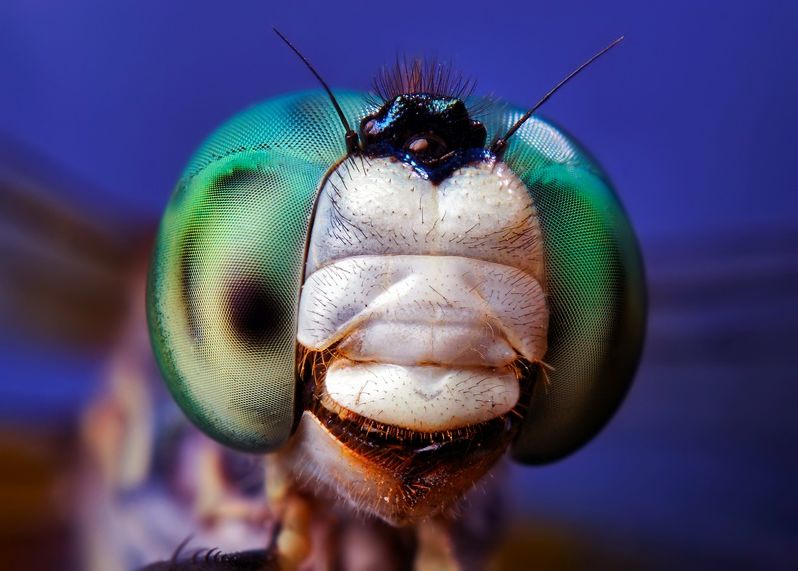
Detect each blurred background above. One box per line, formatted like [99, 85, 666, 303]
[1, 0, 796, 569]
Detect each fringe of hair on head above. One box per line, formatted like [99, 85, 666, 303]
[371, 56, 477, 104]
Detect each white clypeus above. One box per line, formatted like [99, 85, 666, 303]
[298, 157, 549, 431]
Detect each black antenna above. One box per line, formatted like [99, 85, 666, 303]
[273, 28, 359, 154]
[491, 36, 624, 159]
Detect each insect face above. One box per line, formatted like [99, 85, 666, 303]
[147, 37, 645, 526]
[291, 144, 548, 520]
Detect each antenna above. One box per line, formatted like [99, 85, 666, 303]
[491, 36, 624, 158]
[273, 28, 359, 154]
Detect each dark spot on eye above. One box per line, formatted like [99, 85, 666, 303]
[225, 275, 289, 346]
[210, 168, 281, 202]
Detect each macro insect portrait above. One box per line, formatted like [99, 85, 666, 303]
[4, 3, 797, 570]
[144, 30, 646, 570]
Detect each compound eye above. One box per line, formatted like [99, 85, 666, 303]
[404, 133, 449, 162]
[509, 161, 646, 465]
[148, 153, 304, 453]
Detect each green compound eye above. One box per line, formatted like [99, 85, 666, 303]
[147, 90, 645, 461]
[147, 92, 373, 452]
[503, 145, 646, 464]
[477, 107, 645, 464]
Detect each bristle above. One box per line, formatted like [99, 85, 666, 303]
[371, 56, 477, 104]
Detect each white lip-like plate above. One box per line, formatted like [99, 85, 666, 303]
[298, 255, 547, 366]
[323, 360, 520, 432]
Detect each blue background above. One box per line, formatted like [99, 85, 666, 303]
[1, 0, 796, 568]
